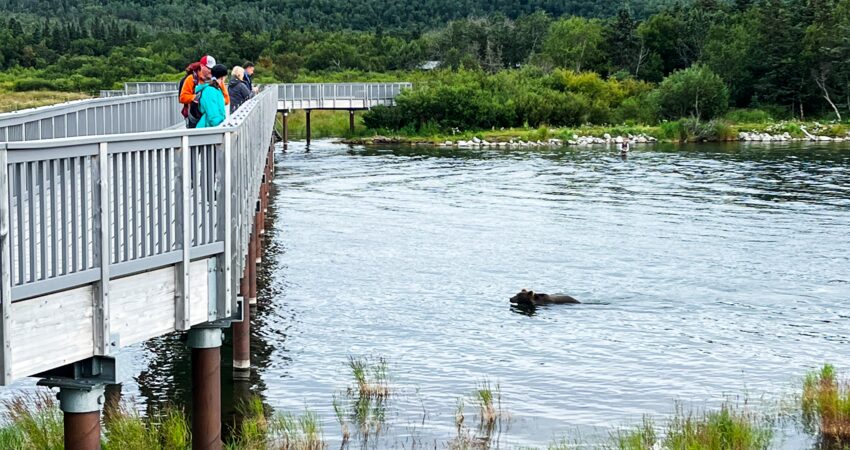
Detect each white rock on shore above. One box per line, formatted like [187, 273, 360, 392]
[441, 133, 657, 148]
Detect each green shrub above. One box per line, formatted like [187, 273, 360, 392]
[802, 364, 850, 443]
[664, 403, 773, 450]
[654, 65, 729, 121]
[725, 109, 774, 123]
[12, 79, 59, 92]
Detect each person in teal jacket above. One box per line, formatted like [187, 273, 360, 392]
[195, 64, 228, 128]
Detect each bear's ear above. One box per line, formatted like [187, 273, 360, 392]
[527, 290, 534, 297]
[521, 289, 528, 293]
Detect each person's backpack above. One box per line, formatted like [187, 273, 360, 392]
[185, 84, 206, 129]
[179, 72, 205, 128]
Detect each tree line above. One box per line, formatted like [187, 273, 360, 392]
[1, 0, 849, 124]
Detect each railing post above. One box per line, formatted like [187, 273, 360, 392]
[92, 142, 111, 355]
[175, 136, 191, 330]
[218, 133, 232, 318]
[0, 145, 11, 384]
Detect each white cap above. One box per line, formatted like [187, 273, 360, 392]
[200, 55, 216, 68]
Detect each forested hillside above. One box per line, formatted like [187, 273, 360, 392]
[1, 0, 848, 127]
[0, 0, 680, 32]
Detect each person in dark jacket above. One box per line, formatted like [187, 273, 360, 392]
[243, 61, 256, 93]
[228, 66, 254, 113]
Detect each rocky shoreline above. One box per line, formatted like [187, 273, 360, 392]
[737, 131, 848, 142]
[350, 127, 850, 146]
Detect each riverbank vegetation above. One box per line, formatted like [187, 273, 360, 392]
[2, 0, 850, 140]
[0, 362, 845, 449]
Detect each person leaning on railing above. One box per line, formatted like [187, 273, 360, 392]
[195, 64, 229, 128]
[228, 66, 255, 114]
[180, 55, 230, 126]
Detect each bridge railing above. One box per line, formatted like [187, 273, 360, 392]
[124, 82, 178, 95]
[0, 92, 182, 143]
[0, 88, 278, 383]
[277, 82, 412, 109]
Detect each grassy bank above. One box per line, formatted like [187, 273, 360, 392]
[0, 88, 90, 113]
[0, 362, 845, 449]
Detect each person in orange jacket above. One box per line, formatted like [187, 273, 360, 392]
[180, 55, 229, 125]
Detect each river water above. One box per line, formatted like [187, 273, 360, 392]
[7, 140, 850, 448]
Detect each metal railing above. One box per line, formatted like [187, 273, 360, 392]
[278, 82, 412, 109]
[0, 92, 182, 142]
[0, 87, 278, 383]
[124, 82, 179, 95]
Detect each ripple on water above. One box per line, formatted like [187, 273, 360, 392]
[6, 140, 848, 449]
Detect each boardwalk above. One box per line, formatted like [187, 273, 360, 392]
[0, 81, 409, 449]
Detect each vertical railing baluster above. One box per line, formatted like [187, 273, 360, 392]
[112, 154, 120, 264]
[148, 149, 155, 255]
[59, 159, 68, 276]
[70, 158, 78, 272]
[156, 148, 164, 254]
[140, 150, 147, 258]
[219, 132, 232, 317]
[165, 148, 173, 251]
[207, 146, 214, 244]
[130, 151, 137, 260]
[38, 161, 46, 280]
[27, 162, 35, 282]
[0, 146, 12, 384]
[15, 164, 23, 284]
[50, 160, 57, 278]
[193, 146, 200, 247]
[175, 136, 191, 330]
[92, 142, 110, 355]
[80, 157, 89, 270]
[121, 152, 129, 262]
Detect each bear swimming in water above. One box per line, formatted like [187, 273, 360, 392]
[509, 289, 580, 306]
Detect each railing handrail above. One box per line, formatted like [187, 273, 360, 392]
[0, 92, 175, 128]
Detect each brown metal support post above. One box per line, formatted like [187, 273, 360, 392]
[248, 220, 257, 306]
[56, 385, 105, 450]
[189, 328, 223, 450]
[232, 258, 251, 375]
[283, 112, 289, 148]
[65, 411, 101, 450]
[305, 110, 311, 146]
[255, 201, 263, 262]
[349, 110, 355, 135]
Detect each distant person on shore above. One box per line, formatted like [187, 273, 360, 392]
[243, 61, 258, 94]
[228, 66, 255, 113]
[195, 64, 229, 128]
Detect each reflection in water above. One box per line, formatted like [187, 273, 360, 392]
[93, 141, 850, 448]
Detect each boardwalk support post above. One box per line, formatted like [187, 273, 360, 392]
[189, 327, 223, 450]
[36, 356, 117, 450]
[60, 385, 105, 450]
[248, 213, 257, 305]
[349, 110, 355, 135]
[232, 256, 251, 375]
[305, 110, 311, 145]
[283, 112, 289, 148]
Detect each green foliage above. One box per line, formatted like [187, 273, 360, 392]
[2, 0, 850, 120]
[2, 392, 63, 450]
[802, 364, 850, 442]
[659, 118, 736, 142]
[363, 68, 655, 132]
[724, 108, 774, 123]
[654, 65, 729, 120]
[542, 17, 605, 72]
[611, 416, 657, 449]
[664, 403, 773, 450]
